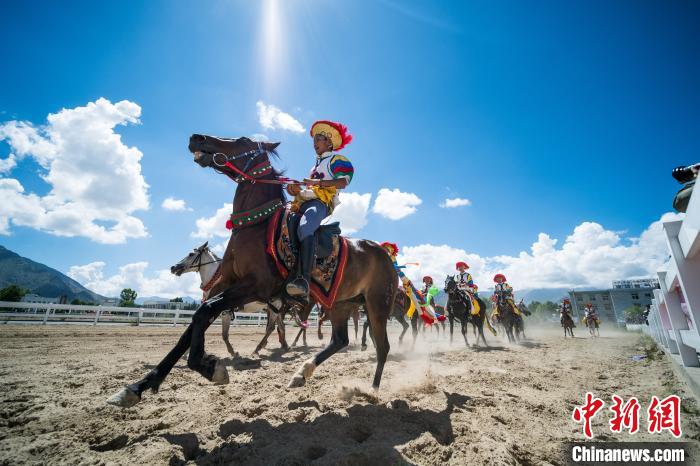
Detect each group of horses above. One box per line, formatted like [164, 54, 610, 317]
[170, 241, 532, 357]
[106, 134, 531, 409]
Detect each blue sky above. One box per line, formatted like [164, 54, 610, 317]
[1, 0, 698, 297]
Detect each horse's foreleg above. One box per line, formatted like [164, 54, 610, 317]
[253, 311, 277, 355]
[461, 319, 469, 347]
[221, 310, 237, 357]
[292, 327, 304, 346]
[187, 298, 232, 383]
[317, 314, 325, 340]
[108, 292, 237, 408]
[361, 319, 370, 351]
[353, 309, 359, 341]
[449, 314, 455, 343]
[276, 315, 289, 351]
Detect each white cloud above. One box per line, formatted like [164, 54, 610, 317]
[372, 188, 422, 220]
[0, 98, 149, 244]
[192, 203, 232, 239]
[0, 154, 16, 173]
[397, 213, 681, 291]
[256, 101, 305, 133]
[68, 261, 202, 299]
[251, 133, 269, 142]
[440, 197, 471, 208]
[325, 192, 372, 235]
[398, 244, 485, 287]
[161, 197, 191, 211]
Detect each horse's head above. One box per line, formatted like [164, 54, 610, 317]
[189, 134, 280, 181]
[170, 242, 212, 276]
[444, 275, 457, 293]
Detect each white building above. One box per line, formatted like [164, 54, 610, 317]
[647, 180, 700, 368]
[21, 294, 61, 304]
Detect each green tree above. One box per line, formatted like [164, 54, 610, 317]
[0, 285, 27, 302]
[624, 305, 645, 324]
[170, 297, 183, 302]
[119, 288, 138, 307]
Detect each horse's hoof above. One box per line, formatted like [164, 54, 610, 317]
[106, 387, 141, 408]
[212, 361, 230, 385]
[361, 345, 367, 352]
[288, 374, 306, 388]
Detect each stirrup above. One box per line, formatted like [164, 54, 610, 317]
[286, 277, 310, 298]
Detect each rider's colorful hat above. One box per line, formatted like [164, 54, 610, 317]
[422, 276, 433, 283]
[456, 261, 469, 269]
[563, 297, 571, 303]
[493, 273, 506, 282]
[585, 303, 593, 308]
[380, 241, 399, 256]
[310, 120, 353, 151]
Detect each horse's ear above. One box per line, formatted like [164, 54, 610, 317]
[199, 241, 208, 250]
[263, 142, 280, 151]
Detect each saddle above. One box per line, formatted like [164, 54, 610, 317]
[266, 209, 349, 308]
[285, 208, 341, 259]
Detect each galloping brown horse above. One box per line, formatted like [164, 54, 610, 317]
[562, 312, 575, 338]
[108, 135, 397, 407]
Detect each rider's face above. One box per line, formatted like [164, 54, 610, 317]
[313, 134, 333, 155]
[458, 266, 466, 273]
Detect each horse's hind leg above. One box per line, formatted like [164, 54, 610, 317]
[289, 305, 353, 388]
[411, 313, 418, 348]
[461, 319, 469, 347]
[221, 310, 237, 357]
[478, 322, 488, 347]
[365, 293, 391, 389]
[398, 315, 409, 345]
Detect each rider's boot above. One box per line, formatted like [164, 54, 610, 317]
[286, 236, 316, 302]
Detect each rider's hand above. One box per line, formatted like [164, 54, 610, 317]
[287, 184, 301, 196]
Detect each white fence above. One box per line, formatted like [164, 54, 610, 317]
[0, 301, 318, 327]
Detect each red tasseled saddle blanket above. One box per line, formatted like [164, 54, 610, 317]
[266, 209, 349, 308]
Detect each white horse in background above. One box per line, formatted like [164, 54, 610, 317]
[170, 242, 305, 357]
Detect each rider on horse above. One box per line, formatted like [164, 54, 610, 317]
[455, 261, 481, 315]
[583, 303, 599, 326]
[422, 276, 440, 309]
[491, 273, 520, 318]
[456, 262, 476, 294]
[560, 298, 575, 326]
[379, 242, 437, 324]
[285, 120, 354, 301]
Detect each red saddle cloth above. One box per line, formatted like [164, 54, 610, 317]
[266, 209, 349, 308]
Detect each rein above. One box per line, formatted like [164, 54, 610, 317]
[209, 143, 290, 230]
[211, 143, 305, 186]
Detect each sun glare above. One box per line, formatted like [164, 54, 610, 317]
[259, 0, 285, 96]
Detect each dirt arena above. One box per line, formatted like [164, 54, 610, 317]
[1, 322, 699, 465]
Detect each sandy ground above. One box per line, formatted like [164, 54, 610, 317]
[0, 322, 699, 465]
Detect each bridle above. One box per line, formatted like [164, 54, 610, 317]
[209, 142, 304, 185]
[191, 248, 222, 270]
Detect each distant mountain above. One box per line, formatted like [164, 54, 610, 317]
[0, 245, 105, 303]
[518, 288, 574, 303]
[135, 296, 197, 305]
